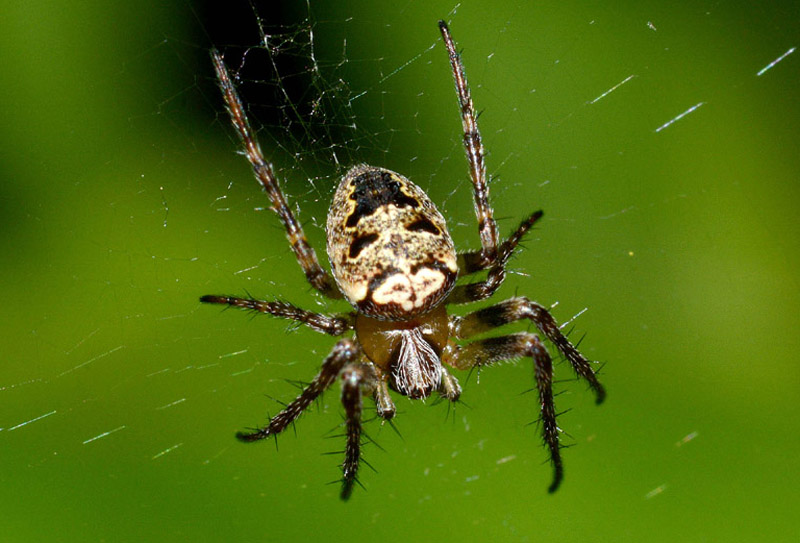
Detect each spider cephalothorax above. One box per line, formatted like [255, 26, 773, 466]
[202, 21, 605, 500]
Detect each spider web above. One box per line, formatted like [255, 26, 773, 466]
[207, 8, 372, 190]
[202, 1, 449, 208]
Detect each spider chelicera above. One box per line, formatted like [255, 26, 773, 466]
[202, 20, 605, 500]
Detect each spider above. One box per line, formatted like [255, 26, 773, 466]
[202, 20, 605, 500]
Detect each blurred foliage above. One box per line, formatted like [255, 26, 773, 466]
[1, 1, 799, 541]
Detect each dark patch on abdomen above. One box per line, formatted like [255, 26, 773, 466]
[348, 233, 379, 258]
[346, 169, 419, 227]
[405, 217, 440, 235]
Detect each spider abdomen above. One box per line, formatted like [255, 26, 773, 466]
[327, 165, 458, 321]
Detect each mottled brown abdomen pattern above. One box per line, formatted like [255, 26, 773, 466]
[326, 165, 458, 320]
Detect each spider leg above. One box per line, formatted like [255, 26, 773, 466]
[372, 378, 396, 420]
[438, 365, 462, 401]
[452, 297, 605, 403]
[446, 265, 505, 305]
[458, 210, 544, 276]
[439, 21, 499, 268]
[200, 295, 352, 336]
[236, 338, 359, 442]
[443, 332, 563, 492]
[339, 362, 380, 501]
[211, 51, 341, 299]
[441, 21, 543, 294]
[448, 211, 544, 303]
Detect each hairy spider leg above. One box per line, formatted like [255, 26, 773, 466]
[439, 21, 499, 268]
[199, 295, 352, 336]
[440, 21, 546, 302]
[445, 297, 606, 491]
[444, 332, 562, 491]
[457, 210, 544, 276]
[452, 297, 606, 403]
[211, 51, 341, 299]
[449, 211, 544, 304]
[232, 335, 381, 501]
[339, 363, 380, 501]
[236, 339, 360, 443]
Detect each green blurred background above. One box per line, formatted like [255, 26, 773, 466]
[2, 1, 799, 541]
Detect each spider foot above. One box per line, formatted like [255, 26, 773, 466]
[235, 429, 271, 442]
[339, 473, 364, 501]
[547, 459, 564, 494]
